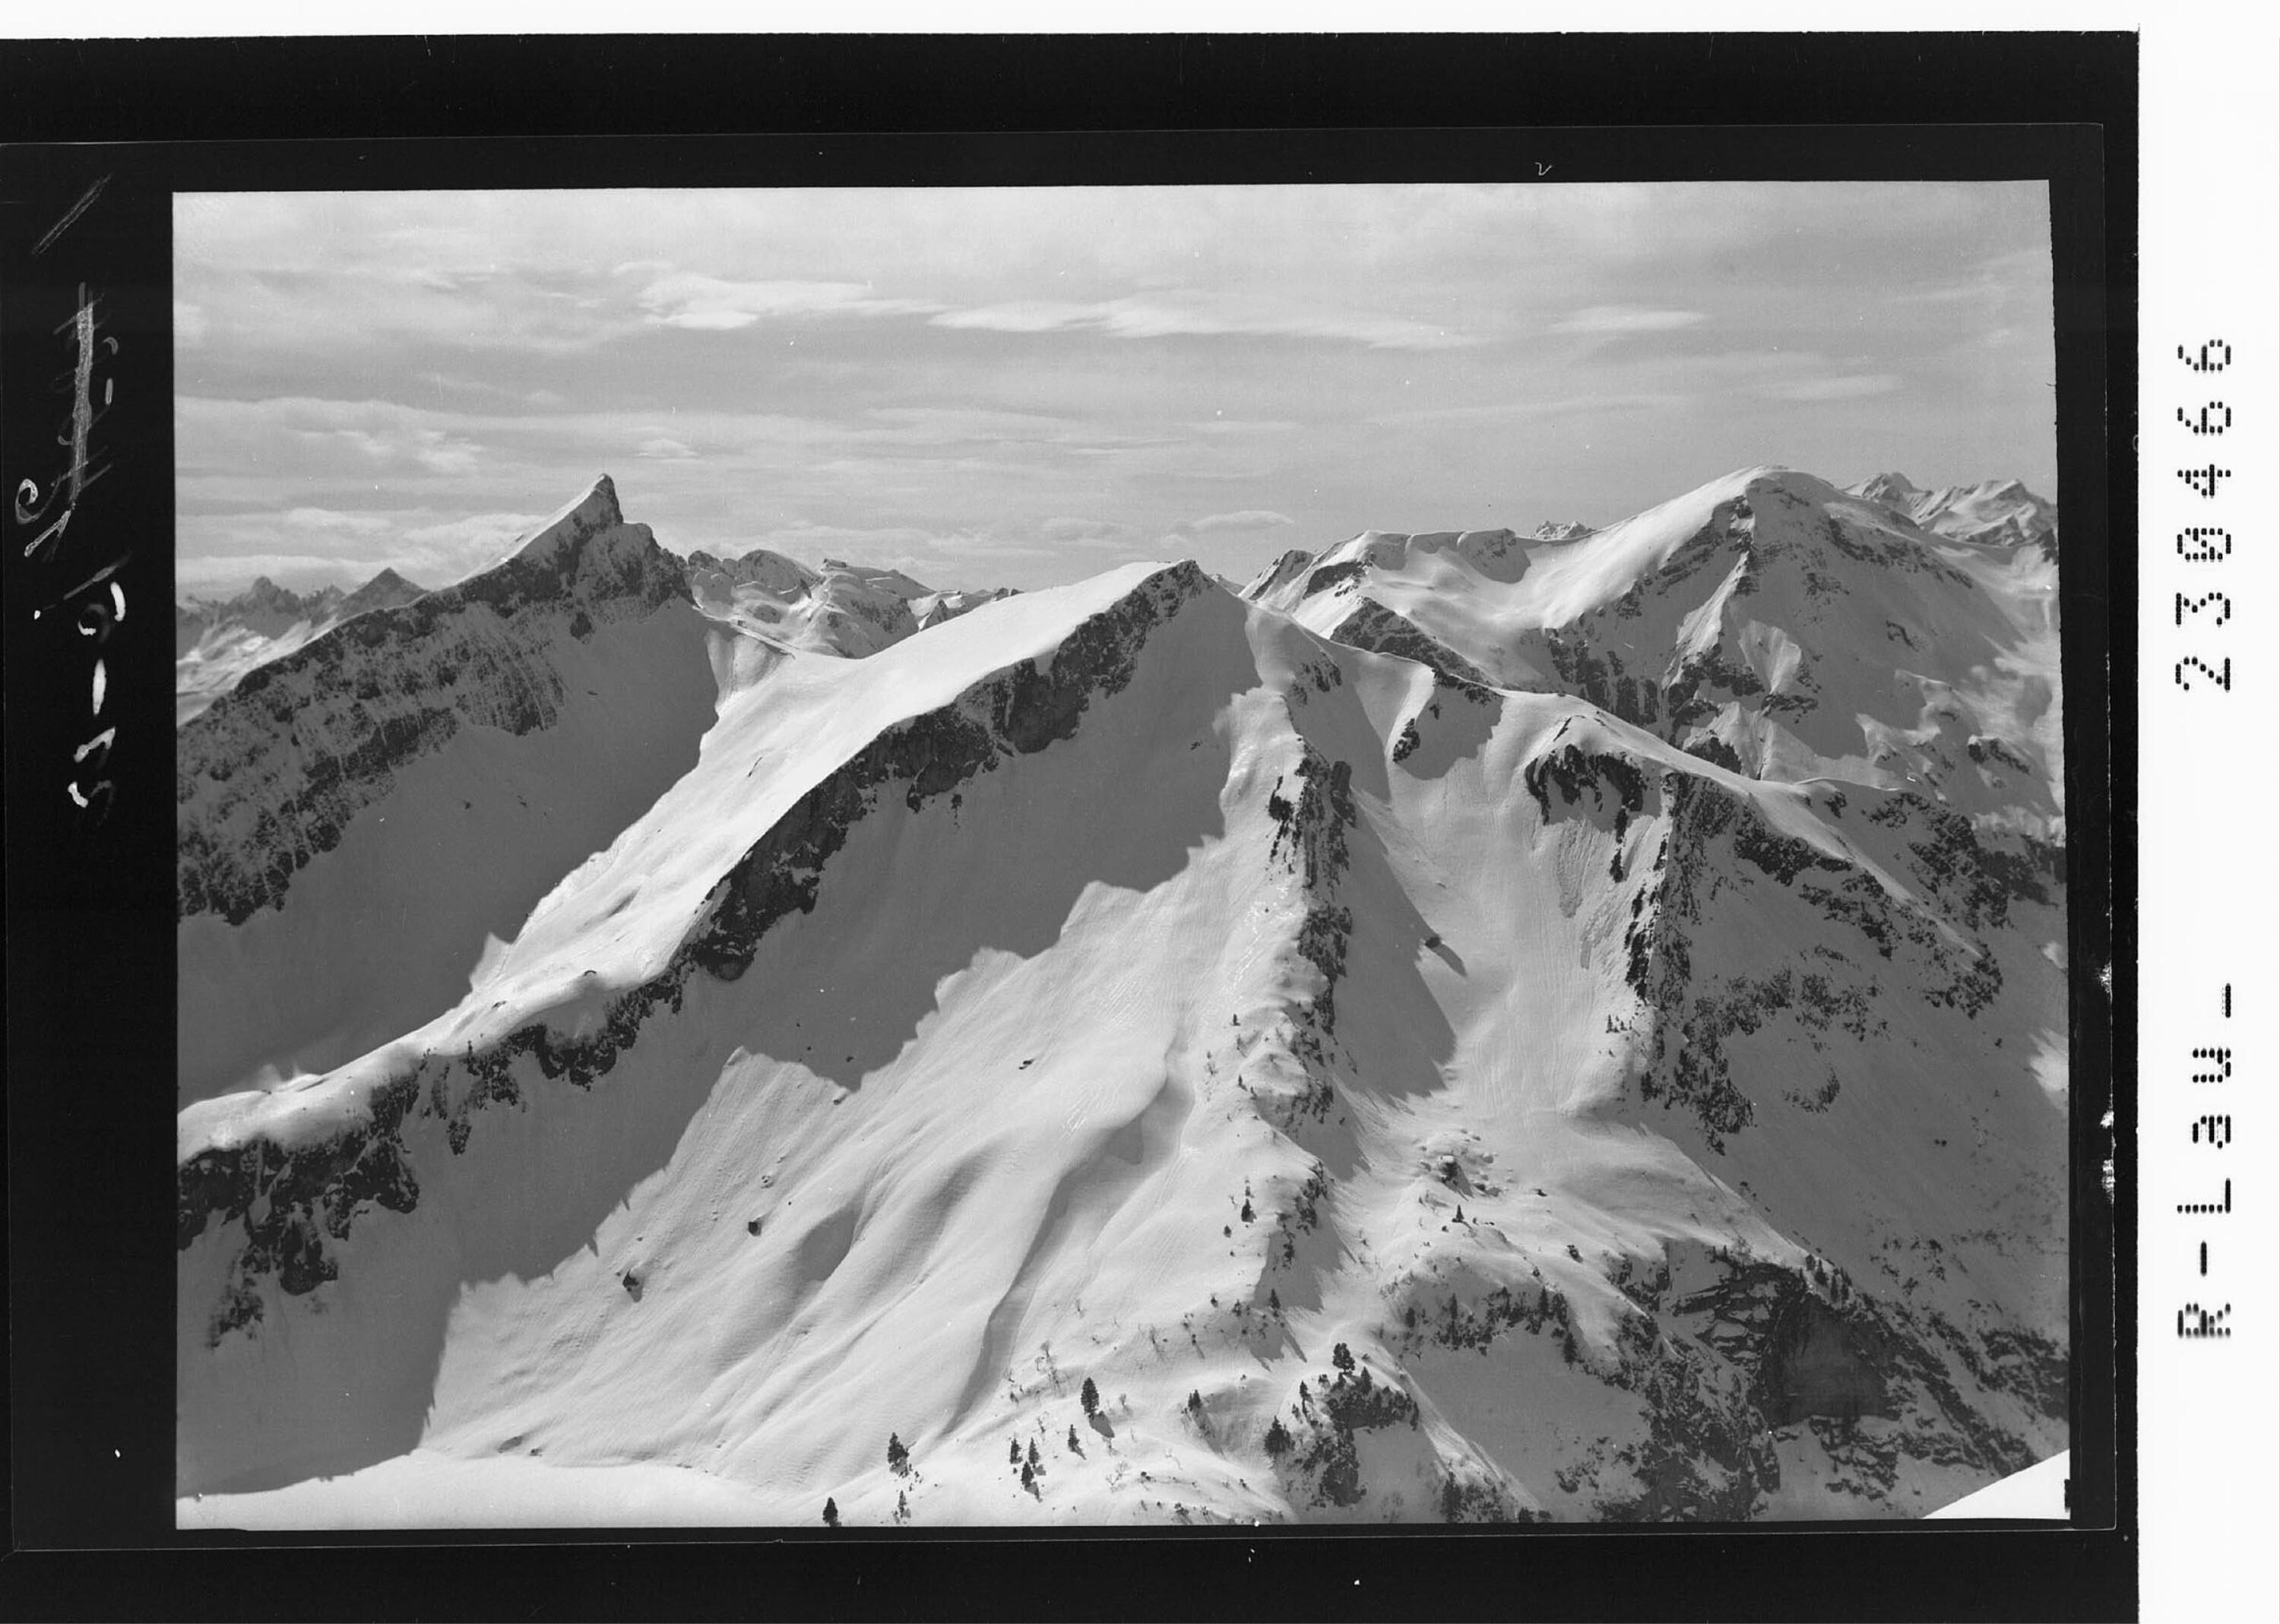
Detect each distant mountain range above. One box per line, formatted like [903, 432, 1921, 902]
[176, 467, 2069, 1528]
[176, 569, 431, 724]
[1844, 470, 2059, 556]
[178, 543, 1024, 725]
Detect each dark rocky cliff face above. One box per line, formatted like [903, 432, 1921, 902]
[176, 478, 689, 926]
[177, 562, 1217, 1341]
[176, 509, 2063, 1521]
[1612, 765, 2012, 1154]
[333, 567, 430, 622]
[1518, 481, 2050, 828]
[1325, 600, 1495, 691]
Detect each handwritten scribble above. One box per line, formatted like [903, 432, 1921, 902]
[17, 286, 116, 563]
[28, 554, 130, 622]
[11, 258, 126, 828]
[31, 175, 111, 258]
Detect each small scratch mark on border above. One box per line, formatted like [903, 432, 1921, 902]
[33, 175, 109, 258]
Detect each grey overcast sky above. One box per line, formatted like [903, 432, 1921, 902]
[176, 182, 2054, 597]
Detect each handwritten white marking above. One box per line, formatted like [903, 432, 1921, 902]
[31, 176, 110, 258]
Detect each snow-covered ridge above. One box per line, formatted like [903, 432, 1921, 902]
[177, 462, 2069, 1524]
[177, 576, 346, 654]
[176, 477, 724, 1107]
[179, 559, 1210, 1163]
[1843, 470, 2058, 554]
[914, 585, 1021, 631]
[176, 568, 432, 724]
[684, 544, 1020, 660]
[177, 475, 689, 927]
[1244, 464, 2063, 834]
[684, 546, 816, 596]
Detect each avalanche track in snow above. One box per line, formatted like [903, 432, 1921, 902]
[176, 467, 2072, 1526]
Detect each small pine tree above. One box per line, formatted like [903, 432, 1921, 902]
[1268, 1289, 1281, 1316]
[822, 1496, 840, 1527]
[1332, 1341, 1355, 1376]
[1009, 1438, 1021, 1467]
[886, 1432, 908, 1475]
[1080, 1376, 1100, 1417]
[1067, 1424, 1080, 1451]
[1263, 1416, 1292, 1457]
[1240, 1199, 1255, 1223]
[1187, 1389, 1203, 1415]
[1027, 1438, 1040, 1468]
[895, 1489, 909, 1524]
[1020, 1461, 1035, 1492]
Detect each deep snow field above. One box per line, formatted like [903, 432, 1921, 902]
[176, 467, 2072, 1527]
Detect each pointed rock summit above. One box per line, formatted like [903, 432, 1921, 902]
[174, 463, 2070, 1528]
[458, 473, 686, 620]
[179, 475, 703, 932]
[509, 473, 628, 567]
[337, 567, 429, 620]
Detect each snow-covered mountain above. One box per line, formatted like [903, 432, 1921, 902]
[1844, 470, 2058, 556]
[686, 547, 1017, 658]
[176, 486, 1024, 1111]
[176, 569, 429, 725]
[914, 584, 1022, 632]
[176, 478, 716, 1106]
[1242, 467, 2063, 840]
[176, 467, 2069, 1527]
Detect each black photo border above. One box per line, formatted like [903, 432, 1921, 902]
[2, 30, 2133, 1622]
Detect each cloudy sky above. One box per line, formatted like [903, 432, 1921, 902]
[175, 182, 2054, 597]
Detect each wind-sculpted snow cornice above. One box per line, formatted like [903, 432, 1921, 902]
[176, 561, 1215, 1337]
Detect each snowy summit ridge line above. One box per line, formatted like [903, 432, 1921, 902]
[178, 561, 1214, 1258]
[176, 467, 2069, 1526]
[176, 476, 688, 926]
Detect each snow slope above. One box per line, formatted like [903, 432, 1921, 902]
[1244, 467, 2064, 837]
[176, 570, 429, 726]
[1845, 471, 2059, 555]
[176, 478, 719, 1106]
[177, 474, 2069, 1524]
[686, 547, 1017, 658]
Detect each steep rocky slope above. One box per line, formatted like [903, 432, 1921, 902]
[1845, 471, 2058, 556]
[1243, 468, 2063, 837]
[176, 477, 718, 1104]
[686, 547, 1015, 658]
[176, 569, 429, 725]
[177, 474, 2069, 1524]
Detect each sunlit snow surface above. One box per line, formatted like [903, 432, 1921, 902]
[1924, 1449, 2069, 1520]
[178, 467, 2070, 1526]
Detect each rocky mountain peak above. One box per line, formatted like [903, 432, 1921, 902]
[337, 568, 429, 619]
[507, 473, 627, 568]
[1852, 471, 1923, 505]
